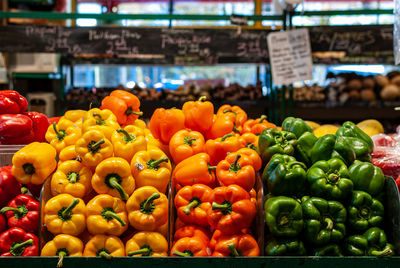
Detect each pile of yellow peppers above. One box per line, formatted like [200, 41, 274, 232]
[36, 107, 171, 264]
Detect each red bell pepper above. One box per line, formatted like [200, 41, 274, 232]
[0, 90, 28, 114]
[48, 116, 61, 125]
[0, 194, 39, 234]
[0, 165, 21, 207]
[396, 175, 400, 193]
[0, 227, 39, 256]
[24, 112, 49, 142]
[0, 214, 6, 233]
[0, 114, 35, 145]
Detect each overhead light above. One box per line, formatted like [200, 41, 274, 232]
[126, 81, 136, 88]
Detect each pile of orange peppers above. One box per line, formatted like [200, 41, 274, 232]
[8, 89, 278, 260]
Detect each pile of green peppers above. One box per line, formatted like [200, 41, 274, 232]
[260, 117, 394, 257]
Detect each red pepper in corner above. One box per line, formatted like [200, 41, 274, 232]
[0, 227, 39, 256]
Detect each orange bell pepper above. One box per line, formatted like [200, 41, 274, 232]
[236, 148, 262, 172]
[148, 108, 185, 145]
[182, 96, 214, 135]
[100, 90, 142, 126]
[208, 185, 256, 234]
[216, 153, 256, 192]
[173, 153, 216, 189]
[206, 113, 239, 140]
[169, 129, 205, 164]
[171, 237, 209, 257]
[204, 133, 243, 166]
[249, 188, 257, 205]
[242, 115, 277, 135]
[174, 217, 186, 231]
[174, 184, 212, 227]
[210, 230, 260, 257]
[174, 225, 211, 244]
[216, 105, 247, 127]
[239, 133, 259, 151]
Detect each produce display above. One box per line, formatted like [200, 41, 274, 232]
[262, 117, 391, 256]
[0, 88, 397, 262]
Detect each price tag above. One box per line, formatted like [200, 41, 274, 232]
[230, 14, 248, 26]
[267, 28, 313, 85]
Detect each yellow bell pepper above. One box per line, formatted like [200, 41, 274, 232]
[12, 142, 57, 185]
[59, 145, 80, 164]
[44, 193, 86, 236]
[133, 119, 147, 129]
[130, 147, 171, 193]
[63, 109, 87, 129]
[156, 221, 168, 238]
[51, 160, 92, 198]
[75, 129, 113, 168]
[92, 157, 135, 201]
[144, 128, 170, 156]
[86, 194, 128, 236]
[126, 231, 168, 257]
[41, 234, 83, 268]
[83, 108, 120, 141]
[45, 119, 81, 154]
[126, 186, 168, 231]
[83, 234, 125, 258]
[111, 126, 147, 163]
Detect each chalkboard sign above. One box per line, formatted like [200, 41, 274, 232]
[0, 25, 270, 64]
[308, 25, 393, 53]
[0, 24, 394, 64]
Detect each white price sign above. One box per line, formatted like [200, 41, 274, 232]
[267, 28, 313, 86]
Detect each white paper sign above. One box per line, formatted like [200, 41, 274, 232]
[267, 28, 313, 85]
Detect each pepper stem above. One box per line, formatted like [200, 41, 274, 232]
[227, 244, 241, 257]
[68, 172, 78, 184]
[0, 206, 23, 216]
[371, 246, 393, 257]
[279, 216, 289, 226]
[117, 129, 135, 143]
[23, 163, 35, 175]
[259, 115, 267, 123]
[198, 96, 207, 102]
[98, 250, 112, 260]
[233, 126, 240, 133]
[92, 113, 105, 125]
[246, 143, 257, 150]
[325, 218, 334, 230]
[143, 193, 160, 211]
[57, 251, 67, 268]
[221, 133, 233, 142]
[184, 136, 196, 146]
[103, 210, 126, 226]
[128, 248, 151, 256]
[173, 251, 193, 257]
[125, 107, 143, 116]
[229, 154, 241, 173]
[208, 164, 217, 173]
[212, 202, 230, 211]
[147, 157, 169, 170]
[21, 186, 28, 194]
[10, 239, 33, 254]
[223, 109, 237, 115]
[183, 199, 199, 215]
[53, 122, 65, 140]
[89, 139, 105, 152]
[61, 199, 79, 219]
[108, 176, 129, 201]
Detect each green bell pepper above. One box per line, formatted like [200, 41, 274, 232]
[302, 197, 347, 246]
[348, 160, 385, 196]
[258, 128, 298, 164]
[348, 191, 384, 232]
[307, 158, 354, 200]
[295, 132, 318, 167]
[343, 227, 394, 256]
[310, 134, 356, 166]
[313, 244, 343, 256]
[265, 239, 306, 256]
[282, 117, 313, 139]
[262, 154, 307, 196]
[264, 196, 303, 237]
[336, 121, 373, 162]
